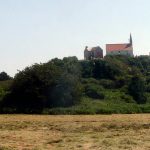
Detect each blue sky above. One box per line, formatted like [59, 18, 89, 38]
[0, 0, 150, 76]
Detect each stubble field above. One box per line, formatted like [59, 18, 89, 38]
[0, 114, 149, 150]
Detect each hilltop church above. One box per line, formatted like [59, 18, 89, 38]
[106, 34, 134, 56]
[84, 34, 134, 60]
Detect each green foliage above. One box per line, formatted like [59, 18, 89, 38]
[145, 93, 150, 103]
[84, 83, 104, 99]
[92, 59, 122, 79]
[115, 76, 131, 88]
[0, 80, 13, 90]
[50, 73, 82, 107]
[139, 104, 150, 113]
[42, 98, 142, 115]
[120, 94, 135, 103]
[2, 63, 60, 112]
[128, 76, 147, 104]
[80, 60, 94, 78]
[81, 78, 99, 85]
[0, 80, 12, 102]
[50, 56, 82, 107]
[1, 57, 82, 112]
[99, 79, 116, 89]
[0, 88, 8, 101]
[146, 83, 150, 92]
[82, 78, 104, 99]
[1, 55, 150, 114]
[101, 89, 135, 105]
[0, 72, 12, 81]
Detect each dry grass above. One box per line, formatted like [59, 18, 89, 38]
[0, 114, 149, 150]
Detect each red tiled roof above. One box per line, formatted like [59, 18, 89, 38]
[106, 43, 133, 52]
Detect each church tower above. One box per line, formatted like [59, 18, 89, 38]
[106, 34, 134, 57]
[130, 33, 132, 46]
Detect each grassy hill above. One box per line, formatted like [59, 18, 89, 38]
[0, 55, 150, 114]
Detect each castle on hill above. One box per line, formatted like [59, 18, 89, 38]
[84, 46, 103, 60]
[84, 34, 134, 60]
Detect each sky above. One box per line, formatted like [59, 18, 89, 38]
[0, 0, 150, 76]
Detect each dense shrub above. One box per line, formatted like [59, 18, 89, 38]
[128, 76, 147, 104]
[120, 94, 135, 103]
[85, 87, 104, 99]
[81, 78, 105, 99]
[99, 79, 116, 89]
[93, 59, 122, 79]
[146, 83, 150, 92]
[81, 78, 99, 85]
[0, 88, 8, 101]
[79, 60, 94, 78]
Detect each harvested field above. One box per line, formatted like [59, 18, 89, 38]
[0, 114, 150, 150]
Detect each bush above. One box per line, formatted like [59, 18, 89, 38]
[44, 98, 142, 115]
[120, 94, 135, 103]
[81, 78, 99, 85]
[128, 76, 147, 104]
[0, 80, 12, 104]
[139, 105, 150, 113]
[0, 88, 8, 101]
[84, 83, 104, 99]
[115, 76, 131, 88]
[99, 79, 116, 89]
[80, 60, 94, 78]
[146, 83, 150, 92]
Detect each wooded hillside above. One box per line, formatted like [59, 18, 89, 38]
[0, 55, 150, 114]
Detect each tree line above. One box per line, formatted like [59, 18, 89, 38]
[0, 55, 150, 113]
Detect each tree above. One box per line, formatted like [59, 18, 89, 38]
[0, 72, 12, 81]
[93, 59, 121, 79]
[2, 63, 61, 112]
[128, 76, 147, 104]
[2, 57, 83, 112]
[79, 60, 94, 78]
[50, 73, 82, 107]
[50, 56, 82, 107]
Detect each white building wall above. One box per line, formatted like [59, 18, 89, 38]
[106, 50, 133, 57]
